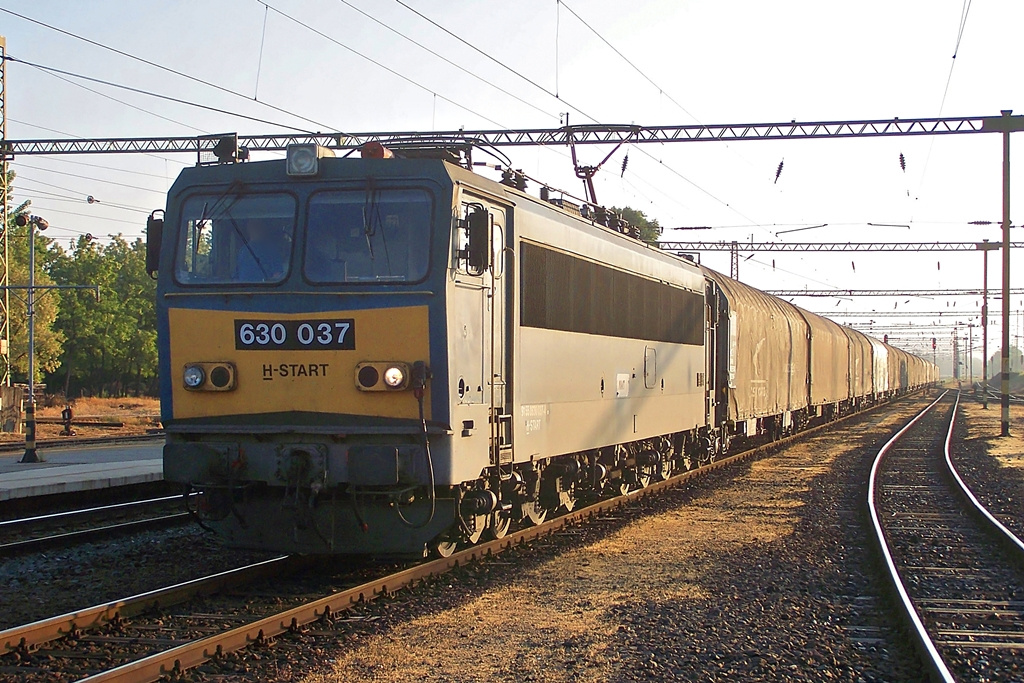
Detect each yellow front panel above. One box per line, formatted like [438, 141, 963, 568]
[169, 306, 430, 420]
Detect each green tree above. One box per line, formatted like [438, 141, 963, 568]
[49, 234, 157, 396]
[611, 206, 663, 244]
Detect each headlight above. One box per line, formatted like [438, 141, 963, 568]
[383, 365, 406, 388]
[286, 144, 335, 177]
[354, 361, 411, 391]
[183, 365, 205, 389]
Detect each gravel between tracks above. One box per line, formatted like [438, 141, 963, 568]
[184, 396, 937, 682]
[0, 524, 276, 630]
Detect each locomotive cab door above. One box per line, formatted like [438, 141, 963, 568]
[454, 198, 512, 467]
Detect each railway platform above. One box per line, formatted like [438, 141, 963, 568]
[0, 438, 164, 501]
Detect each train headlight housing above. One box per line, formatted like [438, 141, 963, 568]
[355, 361, 411, 391]
[183, 365, 205, 389]
[286, 144, 335, 177]
[183, 362, 236, 392]
[383, 365, 407, 388]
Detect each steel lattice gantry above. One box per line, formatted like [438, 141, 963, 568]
[660, 241, 1024, 252]
[0, 114, 1018, 156]
[767, 288, 1024, 297]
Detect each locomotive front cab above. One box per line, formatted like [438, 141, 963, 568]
[154, 150, 469, 555]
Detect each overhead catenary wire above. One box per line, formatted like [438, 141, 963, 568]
[24, 205, 145, 225]
[385, 0, 754, 223]
[5, 55, 317, 133]
[12, 188, 150, 213]
[0, 5, 342, 134]
[29, 156, 180, 181]
[557, 0, 701, 124]
[258, 1, 509, 130]
[915, 0, 974, 199]
[13, 162, 168, 194]
[330, 0, 557, 121]
[30, 63, 210, 135]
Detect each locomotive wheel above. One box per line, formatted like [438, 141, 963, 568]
[610, 479, 630, 496]
[522, 499, 548, 525]
[485, 509, 512, 539]
[466, 514, 487, 544]
[433, 537, 458, 558]
[656, 458, 673, 481]
[636, 468, 653, 489]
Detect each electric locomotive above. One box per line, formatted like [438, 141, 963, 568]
[150, 143, 714, 556]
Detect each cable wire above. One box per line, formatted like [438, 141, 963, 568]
[389, 0, 761, 228]
[332, 0, 556, 121]
[0, 5, 341, 134]
[557, 1, 701, 124]
[31, 63, 210, 134]
[5, 55, 315, 133]
[258, 1, 508, 129]
[13, 161, 168, 194]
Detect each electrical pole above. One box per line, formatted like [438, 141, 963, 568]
[969, 325, 974, 388]
[982, 110, 1024, 436]
[953, 327, 959, 383]
[18, 213, 47, 463]
[978, 239, 995, 408]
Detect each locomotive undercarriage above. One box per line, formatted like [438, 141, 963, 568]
[178, 390, 911, 557]
[428, 426, 735, 557]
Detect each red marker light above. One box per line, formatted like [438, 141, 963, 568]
[361, 142, 394, 159]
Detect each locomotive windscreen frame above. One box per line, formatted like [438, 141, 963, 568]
[520, 241, 704, 345]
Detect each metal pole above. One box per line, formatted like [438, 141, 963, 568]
[983, 240, 990, 408]
[969, 325, 974, 387]
[20, 217, 37, 462]
[1002, 111, 1013, 436]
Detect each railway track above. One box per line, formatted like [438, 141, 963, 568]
[0, 494, 192, 556]
[869, 391, 1024, 682]
[0, 393, 929, 682]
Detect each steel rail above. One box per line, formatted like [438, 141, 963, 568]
[0, 432, 162, 454]
[0, 492, 192, 530]
[945, 394, 1024, 555]
[0, 555, 299, 655]
[0, 513, 190, 556]
[866, 391, 956, 683]
[68, 392, 929, 683]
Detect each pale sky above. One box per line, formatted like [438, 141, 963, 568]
[3, 0, 1023, 368]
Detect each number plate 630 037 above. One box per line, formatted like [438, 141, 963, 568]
[234, 319, 355, 350]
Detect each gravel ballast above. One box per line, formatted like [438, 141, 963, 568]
[199, 397, 939, 681]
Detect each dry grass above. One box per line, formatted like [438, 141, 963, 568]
[960, 398, 1024, 469]
[0, 396, 160, 442]
[37, 396, 160, 420]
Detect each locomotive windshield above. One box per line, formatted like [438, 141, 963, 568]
[303, 188, 431, 284]
[175, 191, 296, 285]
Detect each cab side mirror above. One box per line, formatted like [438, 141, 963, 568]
[146, 210, 164, 277]
[467, 208, 490, 271]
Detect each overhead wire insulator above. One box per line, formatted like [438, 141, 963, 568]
[774, 159, 784, 184]
[620, 153, 629, 178]
[899, 152, 906, 172]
